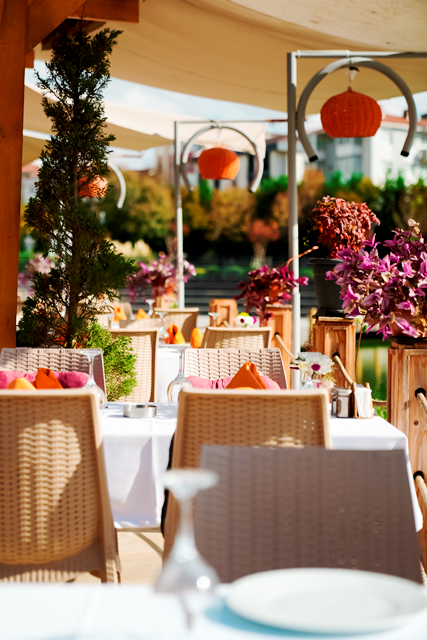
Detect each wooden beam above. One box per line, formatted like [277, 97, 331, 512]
[26, 0, 83, 52]
[25, 49, 34, 67]
[0, 0, 5, 24]
[71, 0, 139, 23]
[0, 0, 27, 350]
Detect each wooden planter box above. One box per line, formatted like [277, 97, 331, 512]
[264, 305, 292, 385]
[387, 339, 427, 563]
[312, 317, 356, 389]
[209, 299, 238, 327]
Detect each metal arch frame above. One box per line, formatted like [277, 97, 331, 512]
[287, 50, 426, 388]
[297, 57, 418, 162]
[179, 123, 264, 193]
[108, 160, 126, 209]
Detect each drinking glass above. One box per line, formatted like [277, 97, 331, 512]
[156, 310, 170, 344]
[155, 469, 219, 627]
[208, 311, 219, 327]
[146, 298, 155, 317]
[81, 349, 106, 411]
[167, 345, 193, 404]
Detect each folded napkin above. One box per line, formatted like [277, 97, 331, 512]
[190, 327, 204, 348]
[187, 375, 279, 390]
[135, 309, 148, 319]
[167, 324, 186, 344]
[113, 306, 127, 322]
[7, 377, 35, 390]
[34, 368, 63, 390]
[355, 384, 373, 418]
[225, 362, 268, 390]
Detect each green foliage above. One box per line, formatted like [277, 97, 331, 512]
[102, 172, 175, 250]
[19, 23, 136, 348]
[255, 175, 288, 222]
[199, 179, 213, 206]
[78, 322, 137, 402]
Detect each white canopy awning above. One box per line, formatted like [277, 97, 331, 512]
[23, 82, 268, 164]
[34, 0, 427, 114]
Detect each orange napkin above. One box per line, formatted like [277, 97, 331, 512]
[113, 306, 127, 322]
[225, 362, 267, 390]
[191, 327, 204, 348]
[166, 324, 186, 344]
[136, 309, 148, 319]
[7, 378, 35, 390]
[34, 368, 63, 390]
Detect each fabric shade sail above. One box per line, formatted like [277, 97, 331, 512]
[23, 82, 267, 164]
[33, 0, 427, 114]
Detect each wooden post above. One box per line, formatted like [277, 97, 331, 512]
[264, 305, 292, 385]
[312, 317, 356, 389]
[0, 0, 27, 350]
[387, 339, 427, 563]
[209, 299, 238, 327]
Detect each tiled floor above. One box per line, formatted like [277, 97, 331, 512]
[75, 531, 164, 584]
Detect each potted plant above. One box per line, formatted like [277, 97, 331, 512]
[236, 261, 309, 326]
[326, 219, 427, 340]
[127, 251, 196, 308]
[308, 196, 379, 316]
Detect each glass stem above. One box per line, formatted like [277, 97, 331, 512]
[88, 356, 94, 381]
[178, 350, 184, 376]
[174, 497, 196, 552]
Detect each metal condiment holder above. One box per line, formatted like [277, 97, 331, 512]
[123, 404, 157, 419]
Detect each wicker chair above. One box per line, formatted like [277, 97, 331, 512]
[195, 446, 422, 584]
[163, 388, 330, 556]
[200, 327, 272, 349]
[184, 348, 287, 389]
[0, 347, 106, 393]
[0, 389, 119, 582]
[153, 308, 199, 342]
[109, 328, 158, 402]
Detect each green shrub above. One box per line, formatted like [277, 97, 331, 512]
[78, 321, 137, 402]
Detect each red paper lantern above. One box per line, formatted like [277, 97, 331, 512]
[79, 176, 108, 199]
[198, 146, 240, 180]
[320, 87, 382, 138]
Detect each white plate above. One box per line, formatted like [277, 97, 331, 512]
[227, 568, 427, 634]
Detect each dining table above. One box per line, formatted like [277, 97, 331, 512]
[101, 403, 423, 532]
[2, 582, 427, 639]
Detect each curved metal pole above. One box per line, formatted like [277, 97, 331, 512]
[108, 160, 127, 209]
[297, 57, 418, 161]
[180, 124, 264, 193]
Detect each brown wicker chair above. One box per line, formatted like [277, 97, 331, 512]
[184, 348, 287, 389]
[195, 446, 422, 584]
[109, 328, 158, 402]
[153, 308, 199, 342]
[0, 347, 106, 393]
[0, 389, 119, 582]
[163, 388, 330, 556]
[200, 327, 272, 349]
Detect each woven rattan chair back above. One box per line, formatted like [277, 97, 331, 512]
[109, 328, 158, 402]
[200, 327, 272, 349]
[0, 347, 106, 393]
[194, 446, 422, 584]
[184, 348, 287, 389]
[0, 389, 119, 582]
[153, 308, 199, 342]
[163, 388, 330, 556]
[118, 318, 161, 330]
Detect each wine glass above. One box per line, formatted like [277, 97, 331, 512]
[107, 313, 114, 329]
[167, 345, 193, 404]
[156, 310, 170, 344]
[146, 298, 155, 317]
[155, 469, 219, 627]
[208, 311, 219, 327]
[81, 349, 106, 411]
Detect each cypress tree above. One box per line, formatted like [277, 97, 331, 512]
[19, 23, 136, 347]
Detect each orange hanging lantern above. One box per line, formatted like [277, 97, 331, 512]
[78, 176, 109, 199]
[198, 146, 240, 180]
[320, 87, 382, 138]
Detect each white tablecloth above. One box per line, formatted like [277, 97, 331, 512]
[156, 345, 181, 404]
[102, 405, 422, 531]
[2, 583, 427, 640]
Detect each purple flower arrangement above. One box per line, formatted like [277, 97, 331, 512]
[18, 255, 55, 295]
[127, 252, 196, 301]
[326, 220, 427, 340]
[236, 264, 308, 324]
